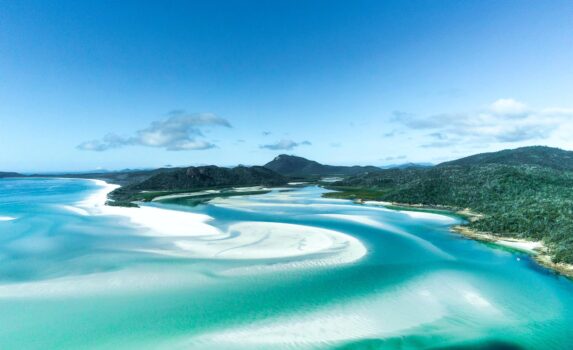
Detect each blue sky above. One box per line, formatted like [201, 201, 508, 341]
[1, 0, 572, 172]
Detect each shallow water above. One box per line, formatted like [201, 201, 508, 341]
[0, 178, 572, 349]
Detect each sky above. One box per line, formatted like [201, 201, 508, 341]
[1, 0, 573, 172]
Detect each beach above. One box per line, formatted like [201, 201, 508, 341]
[2, 177, 573, 349]
[452, 225, 573, 278]
[73, 180, 367, 265]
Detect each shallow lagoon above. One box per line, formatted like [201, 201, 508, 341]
[0, 178, 572, 349]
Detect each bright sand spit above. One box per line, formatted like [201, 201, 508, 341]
[71, 180, 366, 264]
[495, 239, 543, 254]
[1, 180, 368, 298]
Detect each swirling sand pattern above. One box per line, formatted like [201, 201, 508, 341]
[0, 178, 572, 349]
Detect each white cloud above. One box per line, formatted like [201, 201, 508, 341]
[490, 98, 528, 117]
[77, 112, 231, 151]
[392, 99, 573, 148]
[383, 155, 407, 161]
[260, 139, 312, 150]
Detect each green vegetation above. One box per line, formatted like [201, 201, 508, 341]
[114, 188, 212, 202]
[440, 145, 573, 170]
[0, 172, 23, 178]
[105, 200, 140, 208]
[324, 187, 388, 201]
[329, 148, 573, 264]
[264, 154, 381, 177]
[109, 165, 287, 203]
[106, 188, 271, 208]
[11, 146, 573, 264]
[157, 190, 271, 207]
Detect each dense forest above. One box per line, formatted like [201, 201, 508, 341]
[109, 165, 287, 203]
[328, 147, 573, 264]
[264, 154, 381, 177]
[0, 172, 23, 178]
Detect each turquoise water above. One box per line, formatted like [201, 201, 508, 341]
[1, 178, 572, 349]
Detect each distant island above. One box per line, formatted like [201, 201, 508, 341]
[3, 145, 572, 276]
[0, 172, 24, 178]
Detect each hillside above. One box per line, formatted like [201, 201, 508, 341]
[264, 154, 381, 177]
[439, 146, 573, 170]
[327, 146, 573, 264]
[110, 165, 287, 203]
[380, 162, 433, 170]
[0, 172, 23, 178]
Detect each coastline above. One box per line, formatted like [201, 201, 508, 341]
[78, 179, 367, 264]
[359, 198, 573, 279]
[448, 207, 573, 279]
[452, 225, 573, 279]
[77, 179, 221, 237]
[87, 180, 573, 278]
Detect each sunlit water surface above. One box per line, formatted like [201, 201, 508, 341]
[1, 178, 572, 349]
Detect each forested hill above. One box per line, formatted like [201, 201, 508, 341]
[264, 154, 381, 177]
[110, 165, 287, 202]
[328, 146, 573, 264]
[438, 146, 573, 170]
[0, 172, 23, 178]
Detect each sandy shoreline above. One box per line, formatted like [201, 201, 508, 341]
[72, 179, 366, 265]
[452, 225, 573, 278]
[451, 226, 542, 253]
[360, 199, 573, 279]
[79, 180, 573, 278]
[76, 180, 220, 237]
[151, 186, 268, 202]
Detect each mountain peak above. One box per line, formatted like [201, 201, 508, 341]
[264, 155, 380, 177]
[273, 154, 309, 161]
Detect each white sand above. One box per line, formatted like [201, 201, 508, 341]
[151, 186, 267, 202]
[363, 201, 458, 224]
[178, 271, 498, 348]
[174, 221, 366, 261]
[231, 186, 267, 192]
[320, 177, 343, 183]
[76, 180, 220, 237]
[211, 195, 456, 261]
[184, 283, 445, 347]
[495, 239, 542, 254]
[0, 267, 210, 298]
[316, 213, 452, 259]
[398, 210, 458, 224]
[59, 205, 90, 216]
[151, 189, 221, 201]
[74, 180, 366, 265]
[0, 216, 16, 221]
[211, 197, 394, 212]
[363, 200, 393, 206]
[347, 199, 543, 257]
[318, 213, 387, 228]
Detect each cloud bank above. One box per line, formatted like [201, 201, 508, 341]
[260, 139, 312, 150]
[77, 112, 231, 151]
[391, 99, 573, 148]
